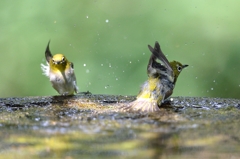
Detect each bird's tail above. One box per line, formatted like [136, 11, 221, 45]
[119, 98, 160, 113]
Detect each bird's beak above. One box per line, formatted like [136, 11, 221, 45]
[53, 61, 61, 65]
[183, 64, 189, 68]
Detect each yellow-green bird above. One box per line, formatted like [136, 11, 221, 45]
[41, 41, 79, 95]
[122, 41, 188, 112]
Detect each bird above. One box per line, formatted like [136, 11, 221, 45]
[121, 41, 188, 112]
[41, 41, 79, 95]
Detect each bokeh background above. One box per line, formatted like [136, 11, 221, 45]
[0, 0, 240, 98]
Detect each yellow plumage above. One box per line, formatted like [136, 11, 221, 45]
[41, 41, 79, 95]
[120, 41, 188, 112]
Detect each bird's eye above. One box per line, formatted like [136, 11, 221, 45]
[177, 65, 182, 72]
[62, 57, 65, 61]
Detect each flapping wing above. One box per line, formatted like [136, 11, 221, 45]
[148, 41, 173, 72]
[45, 40, 53, 63]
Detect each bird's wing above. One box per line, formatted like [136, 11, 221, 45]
[45, 40, 53, 63]
[148, 41, 173, 72]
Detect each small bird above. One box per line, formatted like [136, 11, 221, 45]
[41, 41, 79, 95]
[121, 41, 188, 112]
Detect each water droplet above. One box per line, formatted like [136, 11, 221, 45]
[129, 61, 132, 64]
[101, 64, 103, 66]
[211, 88, 214, 90]
[86, 69, 90, 73]
[35, 117, 40, 121]
[116, 78, 118, 81]
[213, 80, 215, 83]
[86, 16, 89, 18]
[143, 52, 145, 55]
[105, 85, 109, 89]
[109, 63, 112, 67]
[105, 19, 109, 23]
[195, 77, 198, 79]
[83, 64, 86, 67]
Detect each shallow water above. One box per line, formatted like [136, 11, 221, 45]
[0, 95, 240, 159]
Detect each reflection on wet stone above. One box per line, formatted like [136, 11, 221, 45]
[0, 95, 240, 158]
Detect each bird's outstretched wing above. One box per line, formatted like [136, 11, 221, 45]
[45, 40, 53, 63]
[148, 41, 173, 72]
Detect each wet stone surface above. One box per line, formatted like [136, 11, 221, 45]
[0, 95, 240, 159]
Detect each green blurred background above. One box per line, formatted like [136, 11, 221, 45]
[0, 0, 240, 98]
